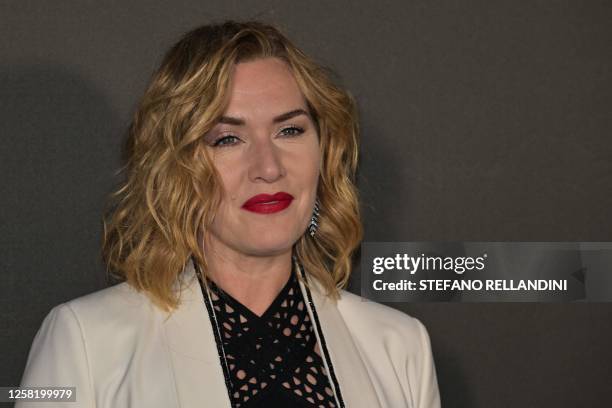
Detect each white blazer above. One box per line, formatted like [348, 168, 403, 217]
[18, 260, 441, 408]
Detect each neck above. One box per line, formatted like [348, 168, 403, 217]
[202, 240, 293, 317]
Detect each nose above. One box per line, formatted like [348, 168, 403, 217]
[247, 137, 286, 183]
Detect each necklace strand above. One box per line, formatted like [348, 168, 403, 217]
[192, 256, 345, 408]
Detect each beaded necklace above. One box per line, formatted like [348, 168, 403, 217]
[192, 256, 345, 408]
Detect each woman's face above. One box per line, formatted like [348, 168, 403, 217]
[203, 57, 320, 259]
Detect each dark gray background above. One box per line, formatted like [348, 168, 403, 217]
[2, 1, 611, 407]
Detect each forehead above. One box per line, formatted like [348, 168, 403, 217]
[224, 58, 307, 116]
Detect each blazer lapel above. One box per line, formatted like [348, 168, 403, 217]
[162, 259, 382, 407]
[162, 260, 232, 408]
[299, 276, 383, 408]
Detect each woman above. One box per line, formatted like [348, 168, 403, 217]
[18, 21, 440, 408]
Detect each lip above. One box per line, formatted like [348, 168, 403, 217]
[241, 192, 295, 214]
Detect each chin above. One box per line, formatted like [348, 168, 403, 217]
[243, 232, 296, 256]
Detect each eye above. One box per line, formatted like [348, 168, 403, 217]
[279, 126, 305, 137]
[212, 135, 240, 147]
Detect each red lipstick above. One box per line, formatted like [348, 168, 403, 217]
[241, 192, 294, 214]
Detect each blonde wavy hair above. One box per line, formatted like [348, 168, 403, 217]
[102, 21, 362, 311]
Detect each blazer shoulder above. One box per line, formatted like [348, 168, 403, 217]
[336, 289, 426, 337]
[67, 281, 149, 311]
[335, 290, 441, 408]
[20, 283, 173, 407]
[61, 281, 161, 337]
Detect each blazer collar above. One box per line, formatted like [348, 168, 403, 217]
[162, 259, 232, 407]
[298, 268, 383, 408]
[162, 258, 382, 408]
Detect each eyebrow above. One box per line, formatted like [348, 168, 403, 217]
[217, 109, 310, 126]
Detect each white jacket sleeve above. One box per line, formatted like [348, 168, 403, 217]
[408, 319, 441, 408]
[16, 304, 95, 408]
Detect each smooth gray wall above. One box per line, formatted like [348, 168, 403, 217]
[2, 1, 611, 407]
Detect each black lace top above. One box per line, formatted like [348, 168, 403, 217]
[198, 266, 339, 408]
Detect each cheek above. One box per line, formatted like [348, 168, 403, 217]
[295, 138, 321, 185]
[213, 156, 243, 202]
[309, 154, 321, 193]
[291, 152, 320, 221]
